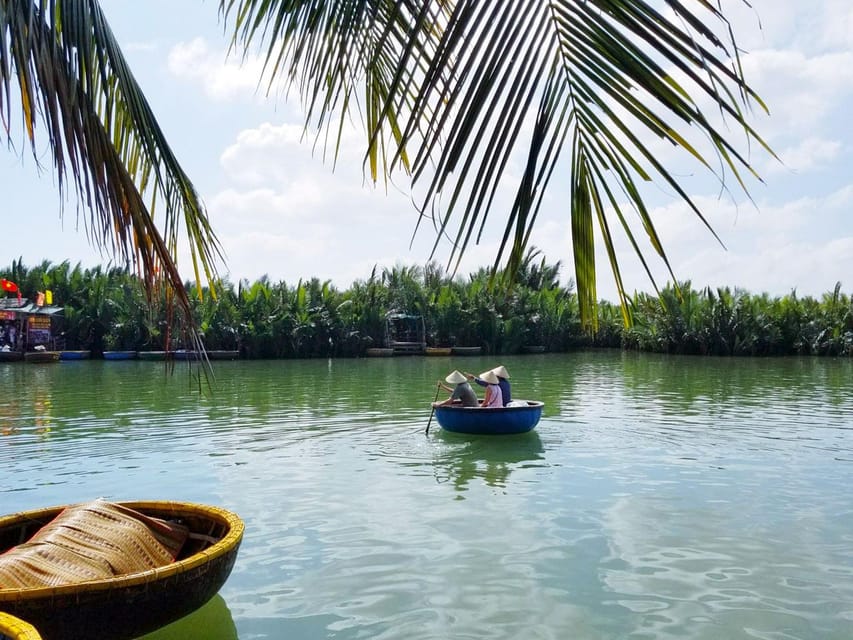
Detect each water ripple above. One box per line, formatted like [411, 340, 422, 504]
[2, 355, 852, 640]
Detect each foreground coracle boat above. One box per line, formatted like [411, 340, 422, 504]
[432, 400, 544, 435]
[0, 501, 244, 640]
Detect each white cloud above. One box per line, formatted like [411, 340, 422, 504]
[812, 0, 853, 49]
[764, 137, 842, 175]
[167, 37, 270, 101]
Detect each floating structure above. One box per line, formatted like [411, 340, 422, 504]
[0, 297, 64, 362]
[384, 312, 426, 355]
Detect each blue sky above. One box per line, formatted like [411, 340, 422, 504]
[2, 0, 852, 302]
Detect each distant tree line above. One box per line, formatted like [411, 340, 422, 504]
[2, 255, 851, 358]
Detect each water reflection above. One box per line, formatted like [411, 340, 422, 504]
[431, 431, 545, 492]
[140, 595, 237, 640]
[0, 363, 55, 436]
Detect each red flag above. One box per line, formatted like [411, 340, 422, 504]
[0, 279, 18, 293]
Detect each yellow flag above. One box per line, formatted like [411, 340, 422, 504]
[46, 290, 53, 305]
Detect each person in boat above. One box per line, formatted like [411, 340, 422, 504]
[478, 369, 503, 408]
[465, 365, 512, 406]
[436, 369, 479, 407]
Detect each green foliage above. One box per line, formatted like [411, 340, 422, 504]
[2, 260, 850, 359]
[620, 282, 853, 357]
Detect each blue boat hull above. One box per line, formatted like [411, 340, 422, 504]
[103, 350, 137, 360]
[60, 350, 91, 360]
[433, 400, 543, 435]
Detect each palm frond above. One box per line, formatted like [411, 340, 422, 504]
[0, 0, 221, 340]
[221, 0, 773, 331]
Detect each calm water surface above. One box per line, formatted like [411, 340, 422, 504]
[1, 353, 852, 640]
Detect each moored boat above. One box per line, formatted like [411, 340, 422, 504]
[208, 350, 240, 360]
[0, 500, 244, 640]
[137, 350, 170, 361]
[365, 347, 394, 357]
[425, 347, 452, 356]
[432, 400, 544, 435]
[23, 351, 60, 364]
[0, 351, 23, 363]
[102, 350, 137, 360]
[522, 345, 546, 354]
[173, 350, 240, 361]
[451, 346, 482, 356]
[59, 350, 91, 361]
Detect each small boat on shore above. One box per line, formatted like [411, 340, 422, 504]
[0, 500, 244, 640]
[23, 351, 60, 364]
[102, 350, 137, 360]
[179, 350, 239, 361]
[451, 346, 482, 356]
[137, 350, 170, 361]
[59, 350, 91, 361]
[365, 347, 394, 357]
[208, 350, 240, 360]
[425, 347, 452, 356]
[431, 400, 544, 435]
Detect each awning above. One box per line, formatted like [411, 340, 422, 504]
[0, 299, 64, 315]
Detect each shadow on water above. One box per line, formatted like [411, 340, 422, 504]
[430, 430, 546, 493]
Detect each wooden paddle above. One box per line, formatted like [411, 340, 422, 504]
[425, 382, 442, 435]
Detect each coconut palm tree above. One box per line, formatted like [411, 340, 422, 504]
[3, 0, 771, 335]
[0, 0, 220, 344]
[219, 0, 772, 330]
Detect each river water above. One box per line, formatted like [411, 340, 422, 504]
[1, 352, 851, 639]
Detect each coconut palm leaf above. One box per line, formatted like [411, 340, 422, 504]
[220, 0, 773, 330]
[0, 0, 220, 346]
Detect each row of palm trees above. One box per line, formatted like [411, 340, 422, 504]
[3, 257, 851, 358]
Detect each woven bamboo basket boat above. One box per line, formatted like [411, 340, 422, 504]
[0, 613, 42, 640]
[0, 501, 243, 640]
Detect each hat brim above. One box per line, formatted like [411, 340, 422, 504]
[445, 370, 467, 384]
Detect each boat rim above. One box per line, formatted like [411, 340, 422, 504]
[433, 400, 544, 410]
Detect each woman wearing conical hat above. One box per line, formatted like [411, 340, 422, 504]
[465, 365, 511, 406]
[478, 370, 503, 408]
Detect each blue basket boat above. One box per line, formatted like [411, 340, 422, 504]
[432, 400, 544, 435]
